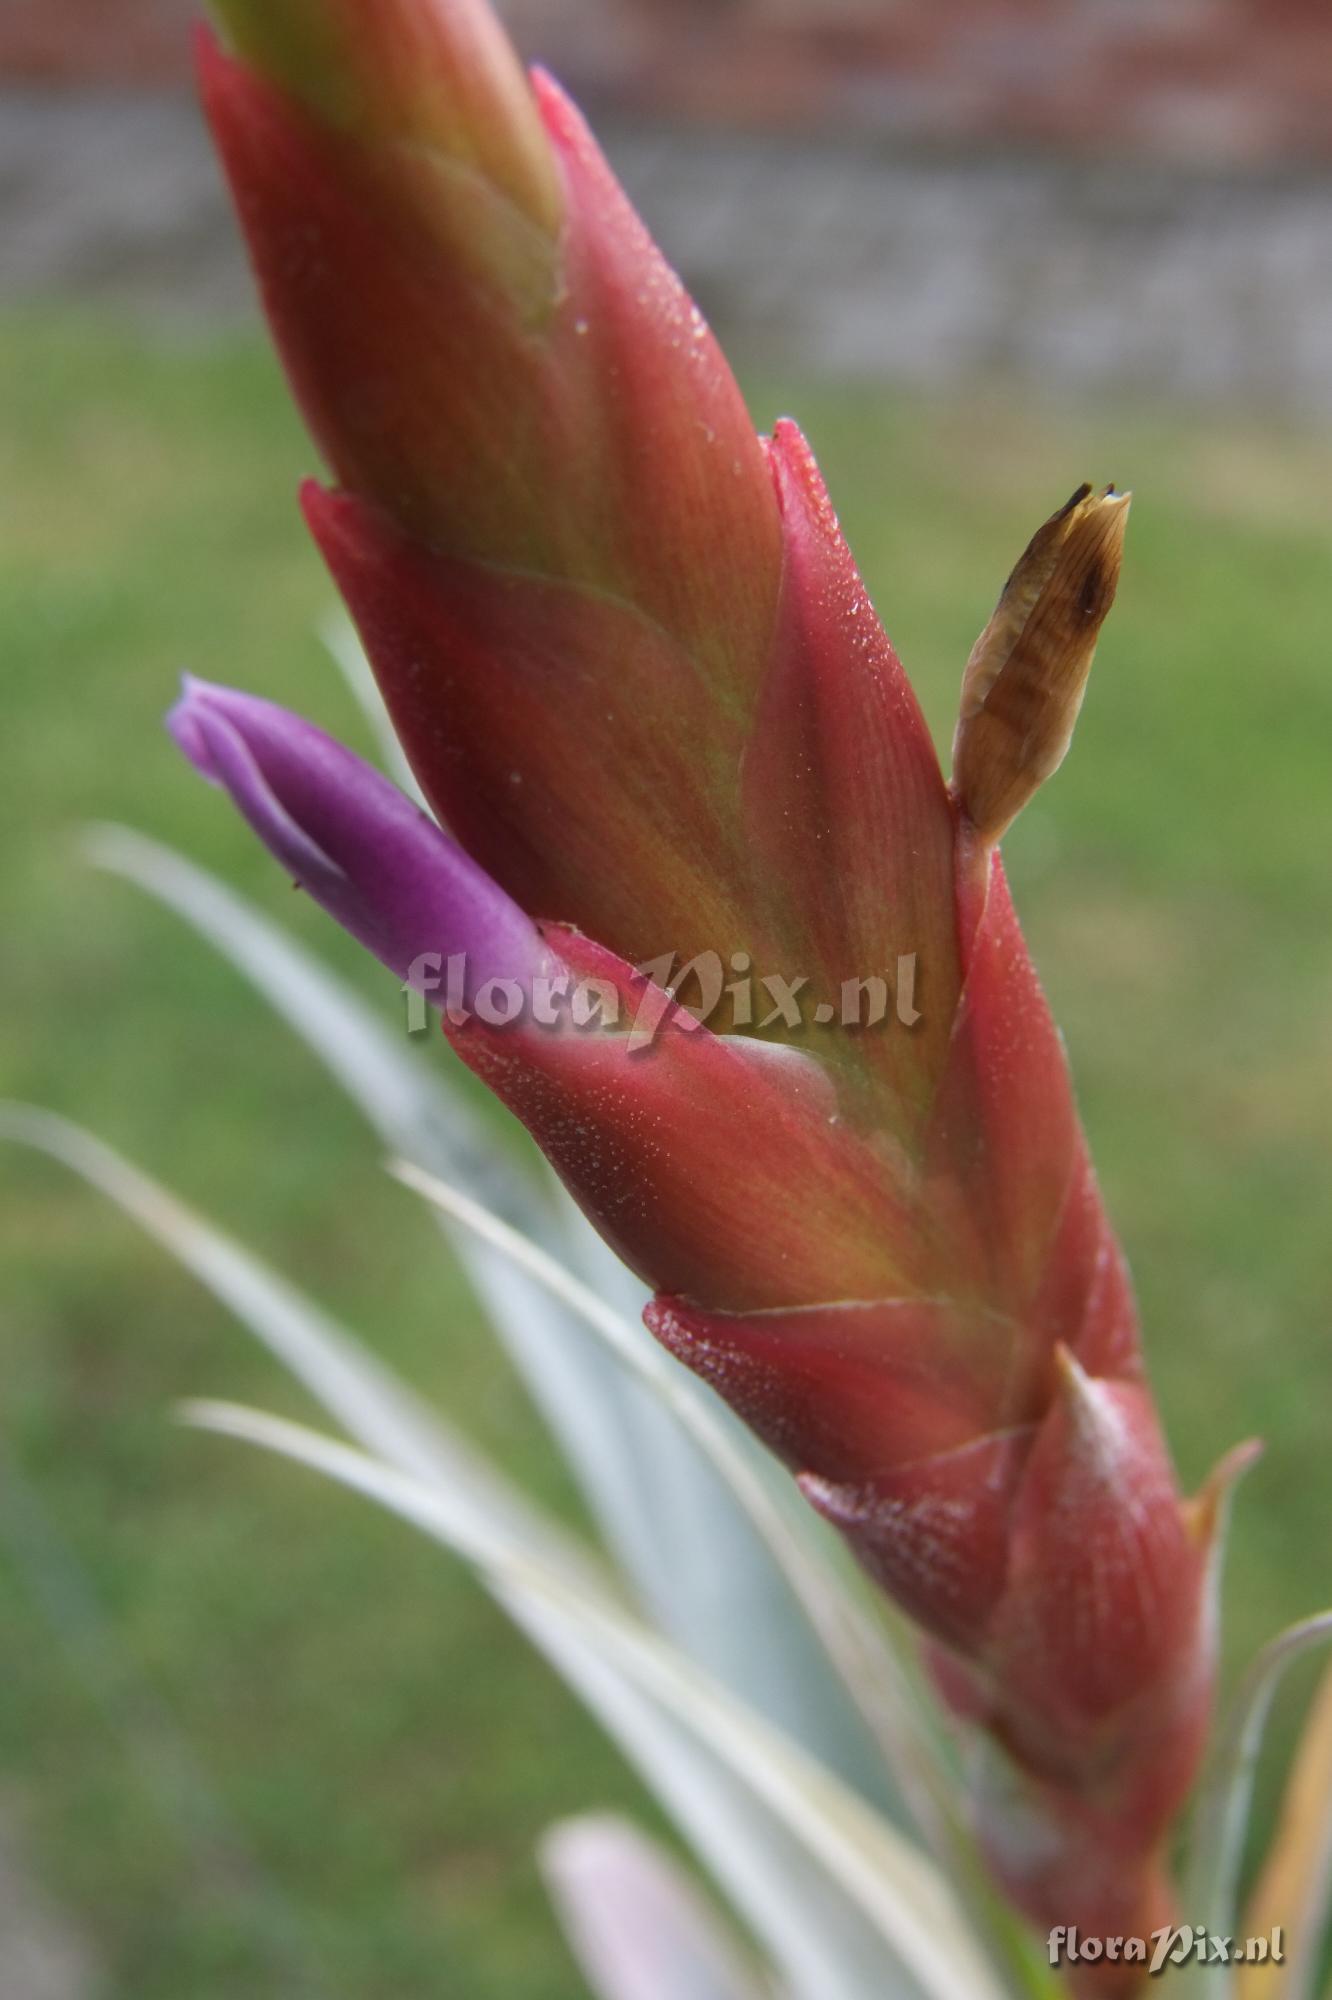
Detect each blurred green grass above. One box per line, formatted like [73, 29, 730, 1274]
[1, 305, 1330, 1994]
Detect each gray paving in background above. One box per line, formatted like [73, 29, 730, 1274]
[5, 89, 1332, 417]
[0, 91, 245, 318]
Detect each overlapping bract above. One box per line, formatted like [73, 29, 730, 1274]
[188, 3, 1241, 1981]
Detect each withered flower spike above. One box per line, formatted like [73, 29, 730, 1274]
[952, 483, 1131, 845]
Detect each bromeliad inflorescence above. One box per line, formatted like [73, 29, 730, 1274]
[170, 0, 1255, 1983]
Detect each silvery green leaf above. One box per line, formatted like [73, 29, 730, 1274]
[0, 1103, 589, 1582]
[524, 1600, 906, 2000]
[185, 1400, 1007, 2000]
[1229, 1658, 1332, 2000]
[538, 1814, 780, 2000]
[555, 1202, 873, 1722]
[0, 1104, 939, 1997]
[1185, 1611, 1332, 1997]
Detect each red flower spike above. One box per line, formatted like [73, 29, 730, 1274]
[194, 0, 1255, 1972]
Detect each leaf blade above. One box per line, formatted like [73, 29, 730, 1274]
[1237, 1658, 1332, 2000]
[1, 1102, 973, 1999]
[1185, 1611, 1332, 1997]
[539, 1814, 779, 2000]
[184, 1399, 1007, 2000]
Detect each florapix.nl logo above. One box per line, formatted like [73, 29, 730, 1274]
[403, 947, 924, 1049]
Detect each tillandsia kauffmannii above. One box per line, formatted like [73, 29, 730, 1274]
[168, 1, 1258, 1985]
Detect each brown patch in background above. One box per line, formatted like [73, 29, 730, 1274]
[0, 0, 194, 86]
[5, 1, 1332, 170]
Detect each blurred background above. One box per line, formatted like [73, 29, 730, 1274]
[2, 2, 1331, 1995]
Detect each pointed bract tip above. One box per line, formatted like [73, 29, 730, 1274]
[1052, 1340, 1087, 1386]
[1050, 1341, 1105, 1429]
[1185, 1436, 1264, 1551]
[767, 417, 841, 538]
[1041, 1346, 1170, 1504]
[952, 482, 1130, 845]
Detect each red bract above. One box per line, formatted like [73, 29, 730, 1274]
[303, 481, 758, 966]
[195, 2, 1249, 1982]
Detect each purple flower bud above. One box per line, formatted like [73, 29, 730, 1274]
[167, 677, 549, 1005]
